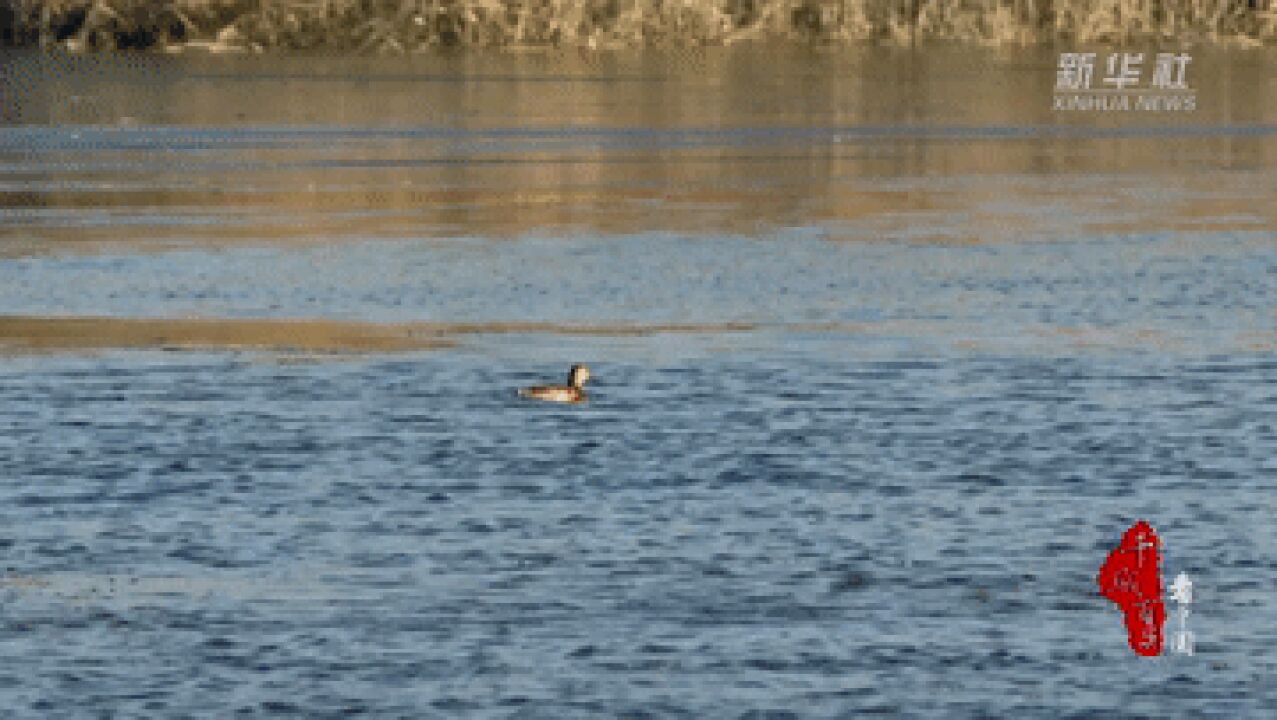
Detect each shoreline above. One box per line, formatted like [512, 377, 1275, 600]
[3, 315, 1271, 358]
[0, 314, 763, 354]
[3, 1, 1275, 54]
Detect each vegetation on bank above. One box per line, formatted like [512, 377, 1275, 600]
[2, 0, 1275, 52]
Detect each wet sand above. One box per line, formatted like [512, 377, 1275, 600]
[0, 315, 763, 354]
[0, 315, 452, 353]
[5, 314, 1269, 358]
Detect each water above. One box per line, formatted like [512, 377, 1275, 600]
[1, 46, 1276, 716]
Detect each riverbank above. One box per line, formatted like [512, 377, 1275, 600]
[3, 0, 1275, 53]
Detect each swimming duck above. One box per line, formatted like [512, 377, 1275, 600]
[518, 364, 590, 403]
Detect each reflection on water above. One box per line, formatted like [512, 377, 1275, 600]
[2, 47, 1276, 252]
[1, 45, 1276, 716]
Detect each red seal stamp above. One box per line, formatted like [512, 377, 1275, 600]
[1097, 520, 1165, 656]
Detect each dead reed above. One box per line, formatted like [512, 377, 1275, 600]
[2, 0, 1275, 51]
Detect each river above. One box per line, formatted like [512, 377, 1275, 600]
[1, 45, 1275, 716]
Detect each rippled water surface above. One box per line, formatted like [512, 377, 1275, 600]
[1, 47, 1276, 717]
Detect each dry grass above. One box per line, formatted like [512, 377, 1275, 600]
[2, 0, 1275, 51]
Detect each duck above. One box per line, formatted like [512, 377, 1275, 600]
[518, 364, 590, 403]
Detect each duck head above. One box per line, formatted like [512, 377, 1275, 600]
[567, 364, 591, 388]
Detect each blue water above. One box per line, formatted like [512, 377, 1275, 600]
[2, 47, 1277, 716]
[3, 346, 1275, 716]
